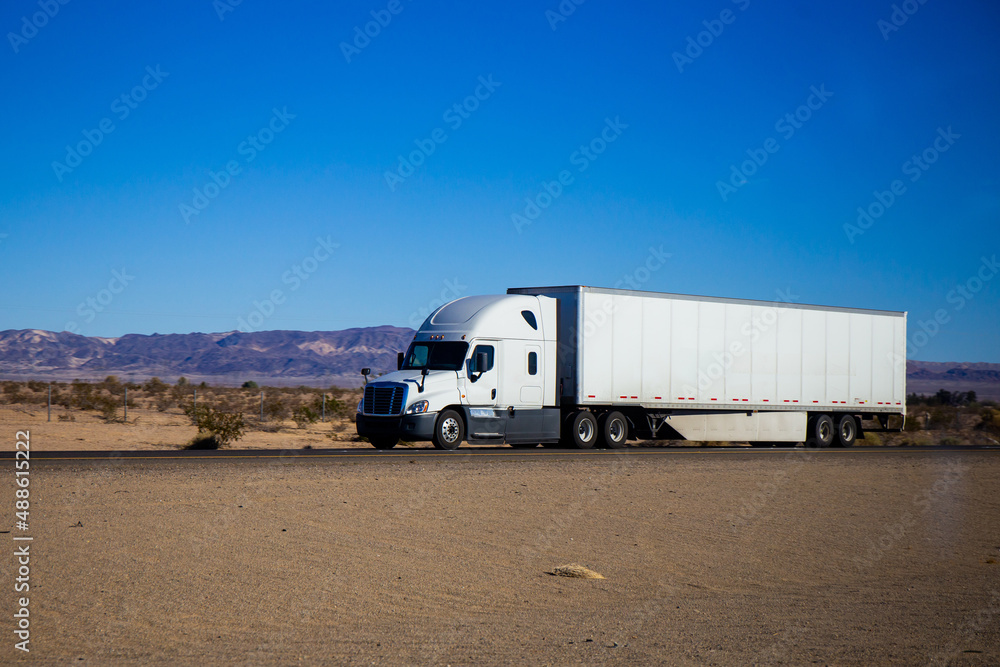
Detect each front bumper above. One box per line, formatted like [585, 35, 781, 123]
[356, 413, 437, 442]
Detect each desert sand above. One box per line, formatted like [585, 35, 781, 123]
[3, 447, 998, 664]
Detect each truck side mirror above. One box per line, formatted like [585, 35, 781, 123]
[473, 352, 489, 374]
[361, 368, 371, 385]
[397, 352, 404, 370]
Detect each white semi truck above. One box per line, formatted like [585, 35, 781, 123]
[356, 286, 906, 450]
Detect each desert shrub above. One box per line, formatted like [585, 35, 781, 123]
[52, 386, 71, 408]
[26, 380, 46, 392]
[96, 395, 120, 422]
[242, 381, 258, 389]
[293, 405, 319, 429]
[262, 395, 289, 422]
[977, 408, 1000, 435]
[927, 406, 958, 430]
[170, 383, 193, 404]
[184, 405, 246, 447]
[143, 377, 169, 394]
[1, 382, 27, 404]
[58, 413, 76, 422]
[940, 436, 965, 447]
[313, 393, 350, 419]
[186, 434, 220, 450]
[70, 381, 98, 410]
[863, 432, 883, 446]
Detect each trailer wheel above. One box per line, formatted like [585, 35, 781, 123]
[835, 415, 858, 448]
[432, 410, 465, 450]
[807, 414, 835, 448]
[566, 411, 598, 449]
[369, 437, 398, 450]
[599, 411, 628, 449]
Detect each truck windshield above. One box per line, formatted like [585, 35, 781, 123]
[402, 341, 469, 371]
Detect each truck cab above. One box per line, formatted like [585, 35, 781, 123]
[355, 294, 560, 449]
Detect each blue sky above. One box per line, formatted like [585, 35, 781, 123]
[0, 0, 997, 362]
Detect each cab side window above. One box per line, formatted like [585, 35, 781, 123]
[528, 351, 538, 375]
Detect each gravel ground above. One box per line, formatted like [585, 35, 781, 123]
[3, 450, 999, 665]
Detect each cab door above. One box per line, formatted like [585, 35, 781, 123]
[463, 340, 499, 407]
[463, 340, 505, 441]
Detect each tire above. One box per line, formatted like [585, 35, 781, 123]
[566, 411, 598, 449]
[836, 414, 858, 448]
[598, 411, 628, 449]
[369, 437, 397, 450]
[807, 414, 835, 448]
[432, 410, 465, 450]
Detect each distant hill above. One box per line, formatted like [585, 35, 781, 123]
[906, 360, 1000, 400]
[0, 328, 997, 397]
[0, 327, 415, 388]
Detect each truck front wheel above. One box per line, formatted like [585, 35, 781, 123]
[599, 411, 628, 449]
[432, 410, 465, 450]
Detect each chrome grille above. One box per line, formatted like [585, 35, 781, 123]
[363, 385, 405, 416]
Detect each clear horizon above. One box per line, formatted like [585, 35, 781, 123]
[1, 1, 998, 362]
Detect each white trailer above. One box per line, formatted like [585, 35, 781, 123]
[356, 286, 906, 450]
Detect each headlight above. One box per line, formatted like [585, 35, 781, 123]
[357, 398, 363, 413]
[405, 400, 429, 415]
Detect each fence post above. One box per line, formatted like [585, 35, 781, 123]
[260, 391, 264, 422]
[124, 386, 128, 422]
[322, 393, 326, 422]
[48, 383, 52, 422]
[193, 389, 197, 415]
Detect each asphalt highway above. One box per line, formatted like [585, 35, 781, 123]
[2, 444, 995, 463]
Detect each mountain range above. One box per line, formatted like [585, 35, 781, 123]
[0, 327, 415, 388]
[0, 328, 997, 397]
